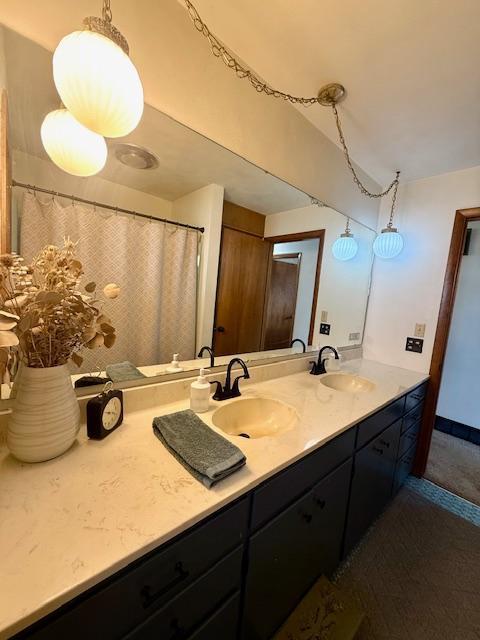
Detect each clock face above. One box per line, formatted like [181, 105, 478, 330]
[102, 396, 122, 430]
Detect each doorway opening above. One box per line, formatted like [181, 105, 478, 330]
[415, 207, 480, 507]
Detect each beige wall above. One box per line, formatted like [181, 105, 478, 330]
[0, 0, 381, 229]
[265, 205, 374, 349]
[172, 184, 224, 351]
[364, 165, 480, 372]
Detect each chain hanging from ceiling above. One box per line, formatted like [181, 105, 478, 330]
[183, 0, 401, 200]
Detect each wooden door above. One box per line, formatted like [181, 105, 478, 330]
[262, 256, 300, 350]
[213, 227, 270, 356]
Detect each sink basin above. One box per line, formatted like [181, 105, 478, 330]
[320, 373, 375, 393]
[212, 398, 298, 439]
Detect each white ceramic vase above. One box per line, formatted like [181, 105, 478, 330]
[7, 364, 80, 463]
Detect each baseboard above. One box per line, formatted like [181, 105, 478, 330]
[434, 415, 480, 446]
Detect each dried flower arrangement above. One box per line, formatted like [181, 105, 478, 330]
[0, 239, 120, 377]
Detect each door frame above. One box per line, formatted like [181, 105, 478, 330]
[263, 230, 325, 347]
[414, 206, 480, 475]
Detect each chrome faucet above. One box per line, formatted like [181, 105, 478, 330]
[211, 358, 250, 401]
[290, 338, 306, 353]
[197, 345, 215, 368]
[310, 346, 339, 375]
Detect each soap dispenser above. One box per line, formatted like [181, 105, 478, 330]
[166, 353, 184, 374]
[190, 368, 210, 413]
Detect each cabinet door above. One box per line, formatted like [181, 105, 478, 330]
[243, 460, 352, 640]
[344, 418, 402, 555]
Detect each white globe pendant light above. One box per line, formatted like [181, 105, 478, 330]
[332, 218, 358, 261]
[53, 1, 144, 138]
[373, 179, 404, 259]
[41, 108, 107, 177]
[373, 227, 404, 259]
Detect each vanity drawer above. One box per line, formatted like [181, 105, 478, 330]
[398, 420, 421, 459]
[19, 498, 248, 640]
[405, 382, 428, 413]
[124, 548, 242, 640]
[187, 592, 240, 640]
[356, 397, 405, 448]
[251, 428, 355, 531]
[393, 446, 416, 494]
[402, 402, 424, 433]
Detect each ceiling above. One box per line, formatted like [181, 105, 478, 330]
[4, 27, 311, 215]
[186, 0, 480, 184]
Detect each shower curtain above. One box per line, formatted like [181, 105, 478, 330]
[20, 192, 199, 373]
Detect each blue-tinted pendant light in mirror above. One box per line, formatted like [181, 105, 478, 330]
[373, 178, 404, 259]
[332, 217, 358, 261]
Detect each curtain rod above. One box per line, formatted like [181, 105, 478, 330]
[11, 180, 205, 234]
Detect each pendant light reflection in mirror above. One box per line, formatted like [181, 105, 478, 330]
[41, 0, 144, 177]
[332, 218, 358, 261]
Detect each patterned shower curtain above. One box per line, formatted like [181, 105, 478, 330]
[20, 192, 199, 373]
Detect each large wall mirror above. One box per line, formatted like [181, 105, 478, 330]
[0, 26, 375, 394]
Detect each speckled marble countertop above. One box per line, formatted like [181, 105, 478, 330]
[0, 359, 427, 638]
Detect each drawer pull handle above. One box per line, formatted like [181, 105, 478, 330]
[314, 498, 326, 509]
[379, 439, 390, 448]
[140, 561, 189, 608]
[300, 511, 313, 523]
[372, 446, 384, 455]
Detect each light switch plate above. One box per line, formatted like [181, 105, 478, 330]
[406, 337, 423, 353]
[320, 323, 331, 335]
[321, 310, 328, 322]
[414, 323, 426, 338]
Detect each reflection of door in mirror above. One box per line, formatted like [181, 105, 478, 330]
[213, 202, 270, 356]
[214, 226, 270, 356]
[263, 253, 301, 350]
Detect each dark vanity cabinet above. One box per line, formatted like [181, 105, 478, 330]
[15, 382, 427, 640]
[243, 459, 353, 640]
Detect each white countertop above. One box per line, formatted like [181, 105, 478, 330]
[0, 359, 427, 638]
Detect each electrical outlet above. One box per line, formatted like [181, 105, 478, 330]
[320, 323, 331, 335]
[406, 337, 423, 353]
[349, 332, 360, 341]
[321, 310, 328, 322]
[414, 323, 426, 338]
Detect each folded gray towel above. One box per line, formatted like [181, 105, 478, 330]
[152, 410, 246, 488]
[106, 361, 146, 382]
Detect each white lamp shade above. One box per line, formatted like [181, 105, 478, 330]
[373, 229, 404, 259]
[41, 108, 108, 177]
[53, 30, 144, 138]
[332, 235, 358, 261]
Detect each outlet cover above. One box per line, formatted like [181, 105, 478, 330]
[414, 323, 426, 338]
[321, 310, 328, 322]
[406, 337, 423, 353]
[320, 323, 331, 335]
[349, 332, 360, 341]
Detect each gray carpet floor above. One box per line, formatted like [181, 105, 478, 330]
[425, 430, 480, 506]
[335, 487, 480, 640]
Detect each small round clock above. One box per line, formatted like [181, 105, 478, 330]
[87, 382, 124, 440]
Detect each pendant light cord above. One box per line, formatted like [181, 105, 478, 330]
[331, 103, 400, 199]
[183, 0, 401, 201]
[102, 0, 112, 23]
